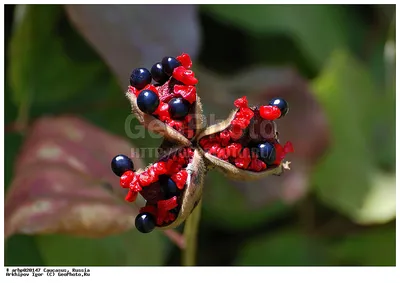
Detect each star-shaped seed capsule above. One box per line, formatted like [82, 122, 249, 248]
[111, 53, 294, 233]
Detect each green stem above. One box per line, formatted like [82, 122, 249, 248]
[182, 200, 202, 266]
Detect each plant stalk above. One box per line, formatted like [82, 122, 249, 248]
[182, 199, 202, 266]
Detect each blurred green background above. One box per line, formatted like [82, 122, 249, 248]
[4, 4, 396, 266]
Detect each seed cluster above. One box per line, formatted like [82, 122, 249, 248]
[111, 53, 294, 233]
[127, 53, 198, 139]
[199, 96, 293, 172]
[111, 148, 193, 233]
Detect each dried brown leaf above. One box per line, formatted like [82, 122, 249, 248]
[5, 116, 144, 239]
[16, 115, 144, 185]
[5, 163, 135, 238]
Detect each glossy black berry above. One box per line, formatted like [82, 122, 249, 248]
[151, 62, 170, 84]
[161, 56, 181, 76]
[269, 98, 289, 118]
[111, 154, 134, 177]
[168, 98, 190, 120]
[256, 142, 276, 165]
[137, 90, 160, 114]
[130, 68, 152, 90]
[163, 178, 179, 198]
[135, 213, 156, 233]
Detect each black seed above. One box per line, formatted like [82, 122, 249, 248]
[135, 213, 156, 233]
[151, 62, 170, 84]
[168, 97, 190, 120]
[164, 178, 179, 198]
[269, 98, 289, 118]
[256, 142, 276, 165]
[111, 154, 134, 177]
[130, 68, 152, 90]
[137, 90, 160, 114]
[161, 56, 181, 76]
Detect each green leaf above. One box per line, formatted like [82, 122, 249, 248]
[202, 171, 291, 231]
[8, 5, 103, 109]
[36, 229, 165, 266]
[201, 5, 361, 68]
[311, 50, 395, 224]
[328, 226, 395, 266]
[5, 235, 44, 266]
[4, 133, 23, 195]
[235, 229, 329, 266]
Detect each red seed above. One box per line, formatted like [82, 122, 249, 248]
[129, 179, 142, 192]
[154, 102, 169, 121]
[166, 159, 181, 174]
[199, 137, 207, 147]
[173, 84, 197, 104]
[139, 171, 153, 187]
[176, 53, 193, 69]
[209, 144, 220, 155]
[235, 147, 251, 169]
[125, 190, 138, 202]
[184, 114, 192, 123]
[241, 147, 251, 158]
[217, 148, 228, 160]
[231, 118, 248, 130]
[229, 125, 243, 140]
[171, 170, 188, 189]
[219, 130, 231, 146]
[157, 196, 178, 211]
[147, 167, 159, 183]
[169, 119, 183, 130]
[273, 143, 285, 165]
[202, 141, 213, 150]
[153, 161, 168, 175]
[120, 171, 135, 188]
[140, 205, 157, 216]
[234, 157, 251, 169]
[251, 159, 267, 172]
[259, 105, 281, 120]
[156, 213, 166, 226]
[234, 96, 248, 108]
[172, 66, 199, 85]
[227, 143, 242, 158]
[236, 107, 254, 120]
[284, 141, 295, 153]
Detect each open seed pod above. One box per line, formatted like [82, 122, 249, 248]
[112, 53, 295, 234]
[113, 147, 205, 232]
[197, 96, 294, 181]
[126, 53, 205, 146]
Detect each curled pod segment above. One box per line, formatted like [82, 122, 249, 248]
[126, 53, 205, 145]
[196, 96, 293, 181]
[119, 147, 205, 232]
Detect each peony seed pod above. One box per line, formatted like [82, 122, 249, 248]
[112, 53, 294, 233]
